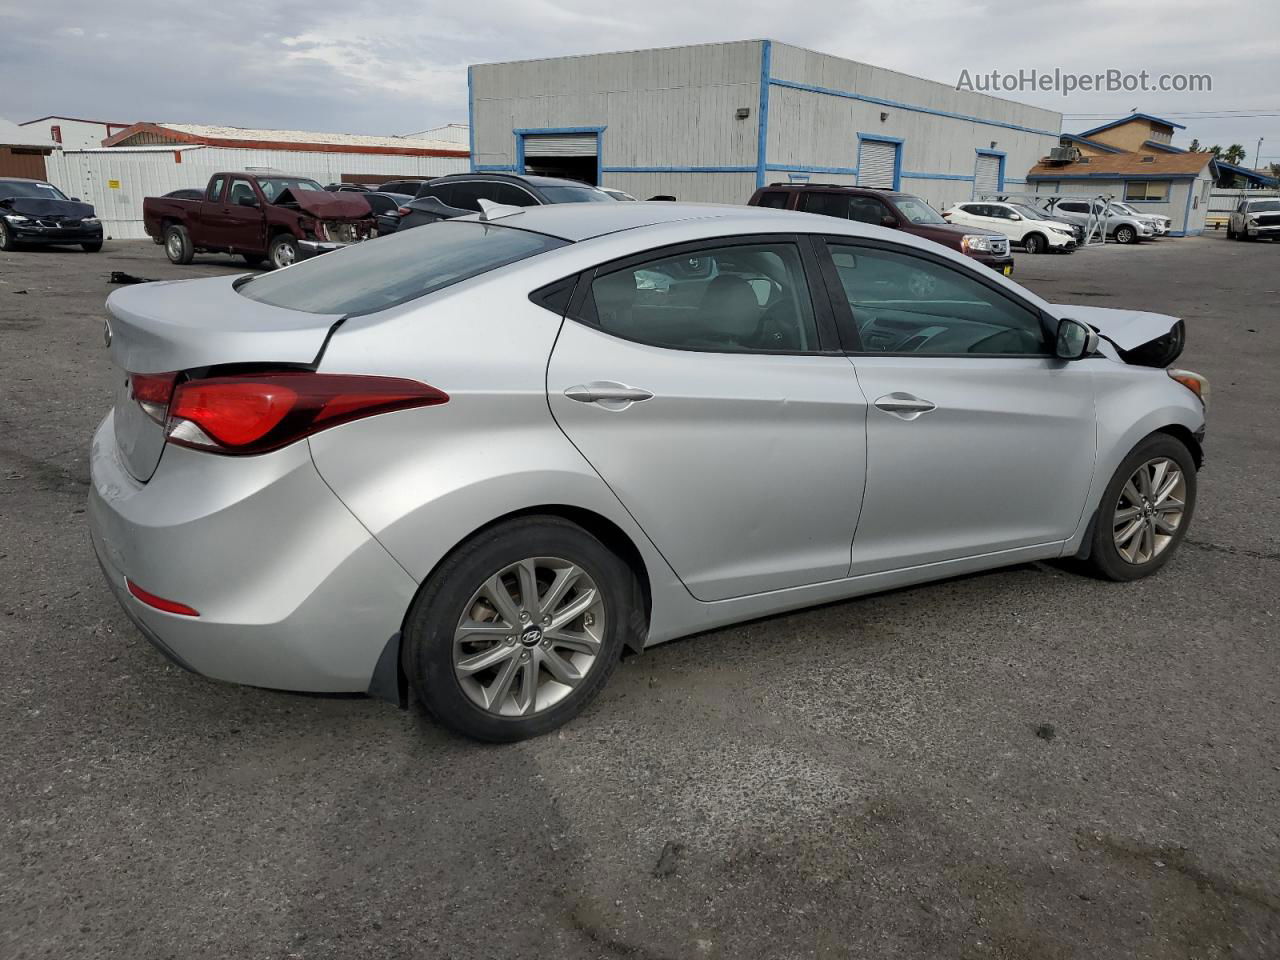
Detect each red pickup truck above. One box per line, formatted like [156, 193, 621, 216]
[143, 172, 375, 270]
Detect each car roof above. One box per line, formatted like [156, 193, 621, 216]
[452, 201, 873, 242]
[429, 172, 599, 189]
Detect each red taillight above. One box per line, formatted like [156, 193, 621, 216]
[126, 579, 200, 617]
[130, 372, 178, 424]
[164, 372, 449, 455]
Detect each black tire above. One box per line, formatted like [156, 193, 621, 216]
[404, 516, 641, 742]
[1226, 223, 1236, 239]
[164, 224, 193, 264]
[1115, 225, 1137, 245]
[82, 241, 103, 253]
[0, 219, 15, 252]
[1023, 232, 1046, 255]
[242, 253, 265, 267]
[1082, 433, 1197, 582]
[268, 234, 299, 270]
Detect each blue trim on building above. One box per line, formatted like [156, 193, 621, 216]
[1213, 159, 1278, 187]
[512, 126, 608, 136]
[602, 165, 755, 174]
[769, 77, 1058, 137]
[856, 133, 903, 189]
[1060, 133, 1125, 154]
[768, 163, 859, 176]
[756, 40, 772, 189]
[974, 148, 1006, 197]
[474, 164, 516, 172]
[467, 66, 476, 172]
[1078, 113, 1186, 137]
[1004, 178, 1027, 185]
[1180, 180, 1196, 233]
[901, 171, 972, 181]
[1143, 139, 1185, 153]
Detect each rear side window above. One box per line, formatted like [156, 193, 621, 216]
[237, 221, 567, 316]
[756, 191, 788, 209]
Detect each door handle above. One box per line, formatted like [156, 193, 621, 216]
[564, 381, 654, 407]
[874, 392, 937, 420]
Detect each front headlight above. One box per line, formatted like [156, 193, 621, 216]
[1049, 226, 1074, 236]
[82, 217, 100, 225]
[960, 234, 992, 253]
[1247, 217, 1259, 225]
[3, 213, 32, 224]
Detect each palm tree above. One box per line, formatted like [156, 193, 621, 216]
[1208, 145, 1222, 157]
[1188, 138, 1201, 152]
[1222, 144, 1247, 165]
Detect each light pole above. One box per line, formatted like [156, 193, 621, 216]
[1255, 137, 1265, 173]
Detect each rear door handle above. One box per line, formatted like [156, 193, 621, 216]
[564, 381, 654, 407]
[874, 392, 937, 420]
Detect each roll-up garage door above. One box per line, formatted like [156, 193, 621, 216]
[523, 133, 598, 157]
[857, 139, 898, 189]
[974, 153, 1002, 197]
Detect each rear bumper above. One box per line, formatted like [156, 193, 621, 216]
[87, 411, 418, 692]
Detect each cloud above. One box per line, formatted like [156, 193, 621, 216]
[0, 0, 1277, 155]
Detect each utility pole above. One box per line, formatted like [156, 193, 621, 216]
[1255, 137, 1265, 173]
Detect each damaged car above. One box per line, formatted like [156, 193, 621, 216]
[88, 203, 1207, 742]
[0, 177, 103, 253]
[143, 173, 376, 270]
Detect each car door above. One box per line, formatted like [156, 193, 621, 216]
[546, 235, 869, 602]
[818, 237, 1096, 575]
[215, 178, 268, 253]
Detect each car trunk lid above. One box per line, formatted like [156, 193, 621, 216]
[106, 275, 344, 481]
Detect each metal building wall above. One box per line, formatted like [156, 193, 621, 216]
[764, 43, 1061, 210]
[45, 146, 468, 239]
[471, 40, 763, 203]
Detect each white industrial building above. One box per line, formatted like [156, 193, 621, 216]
[43, 123, 470, 239]
[19, 115, 134, 150]
[469, 40, 1062, 208]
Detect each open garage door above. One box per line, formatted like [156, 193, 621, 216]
[974, 153, 1003, 198]
[857, 139, 899, 189]
[522, 132, 599, 185]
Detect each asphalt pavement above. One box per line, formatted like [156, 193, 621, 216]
[1, 232, 1277, 959]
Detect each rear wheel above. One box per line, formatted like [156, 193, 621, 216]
[1083, 434, 1197, 581]
[0, 219, 15, 251]
[1023, 232, 1046, 254]
[404, 516, 640, 742]
[1227, 223, 1236, 239]
[1115, 225, 1137, 245]
[268, 234, 298, 270]
[164, 225, 193, 264]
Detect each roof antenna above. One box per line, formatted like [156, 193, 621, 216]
[476, 198, 524, 221]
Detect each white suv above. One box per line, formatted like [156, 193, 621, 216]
[1228, 198, 1280, 241]
[942, 201, 1078, 254]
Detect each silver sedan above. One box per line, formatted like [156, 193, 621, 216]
[89, 202, 1208, 741]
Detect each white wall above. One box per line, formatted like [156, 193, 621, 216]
[45, 145, 468, 239]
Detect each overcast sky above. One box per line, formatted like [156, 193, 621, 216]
[3, 0, 1278, 163]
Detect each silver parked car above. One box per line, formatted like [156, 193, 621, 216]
[89, 203, 1208, 741]
[1043, 197, 1155, 244]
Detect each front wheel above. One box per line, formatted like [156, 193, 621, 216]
[1022, 233, 1045, 255]
[1115, 225, 1137, 244]
[404, 516, 641, 742]
[1083, 434, 1197, 581]
[1227, 223, 1236, 239]
[268, 234, 298, 270]
[0, 219, 15, 251]
[82, 241, 103, 253]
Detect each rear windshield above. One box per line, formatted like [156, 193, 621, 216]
[538, 185, 614, 203]
[236, 220, 567, 316]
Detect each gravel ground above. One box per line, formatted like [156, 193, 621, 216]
[2, 233, 1278, 960]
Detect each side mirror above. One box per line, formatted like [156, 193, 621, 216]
[236, 195, 259, 208]
[880, 214, 898, 228]
[1008, 213, 1022, 221]
[1055, 317, 1098, 360]
[71, 196, 81, 202]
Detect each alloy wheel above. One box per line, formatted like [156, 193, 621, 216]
[166, 232, 182, 259]
[452, 557, 605, 717]
[1113, 457, 1186, 564]
[273, 242, 296, 269]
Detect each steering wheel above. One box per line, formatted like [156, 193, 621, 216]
[967, 328, 1042, 354]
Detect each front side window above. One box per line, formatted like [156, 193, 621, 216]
[826, 242, 1048, 356]
[228, 179, 256, 206]
[237, 220, 567, 316]
[1124, 181, 1169, 202]
[586, 241, 820, 353]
